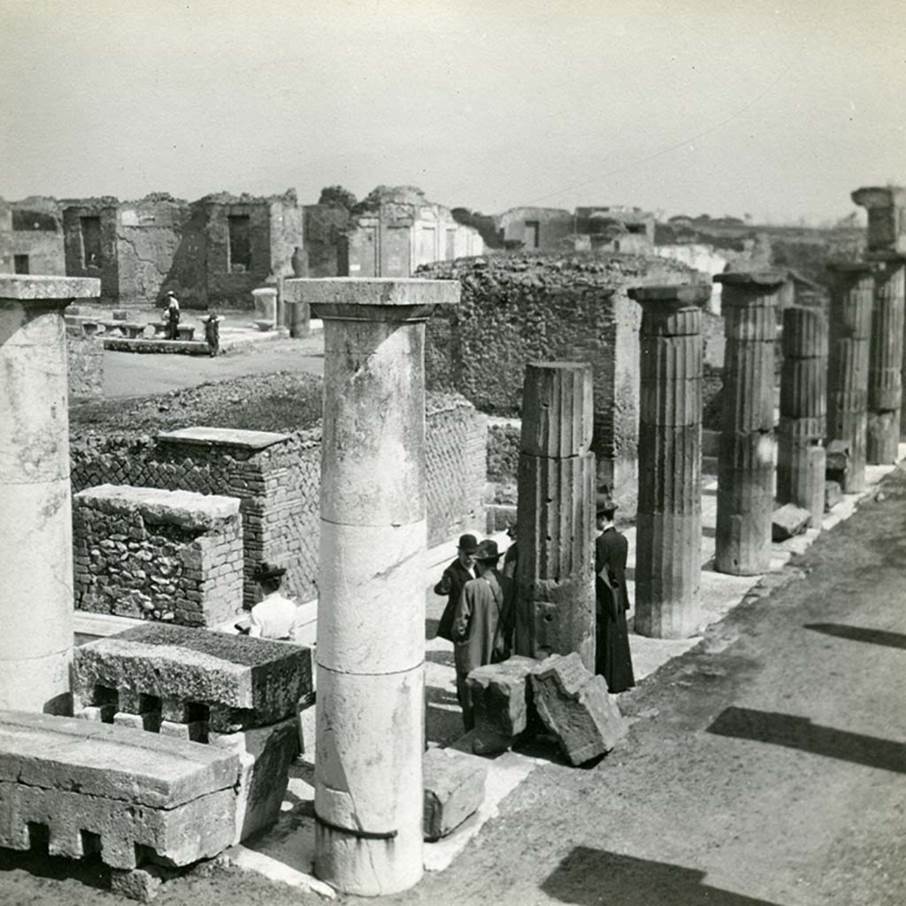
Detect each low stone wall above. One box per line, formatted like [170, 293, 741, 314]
[73, 485, 243, 627]
[102, 337, 210, 355]
[66, 329, 104, 400]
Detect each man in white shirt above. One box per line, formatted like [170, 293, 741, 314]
[249, 561, 297, 641]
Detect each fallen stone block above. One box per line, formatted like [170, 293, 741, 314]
[423, 747, 487, 842]
[825, 440, 850, 485]
[0, 711, 238, 870]
[73, 623, 312, 731]
[466, 656, 536, 739]
[824, 480, 843, 512]
[209, 716, 299, 844]
[772, 503, 812, 541]
[109, 865, 174, 902]
[530, 653, 626, 766]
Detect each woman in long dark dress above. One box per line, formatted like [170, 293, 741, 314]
[594, 494, 636, 693]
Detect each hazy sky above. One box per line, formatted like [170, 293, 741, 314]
[1, 0, 903, 223]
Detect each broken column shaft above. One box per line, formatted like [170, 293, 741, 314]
[515, 362, 596, 671]
[291, 278, 458, 896]
[866, 257, 905, 462]
[826, 262, 873, 492]
[777, 307, 828, 524]
[0, 276, 100, 713]
[713, 272, 785, 576]
[628, 284, 708, 639]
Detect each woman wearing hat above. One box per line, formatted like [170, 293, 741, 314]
[451, 539, 508, 731]
[595, 494, 635, 694]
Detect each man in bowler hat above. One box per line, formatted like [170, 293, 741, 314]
[434, 533, 478, 642]
[595, 493, 635, 693]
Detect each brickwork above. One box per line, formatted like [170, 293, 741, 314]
[73, 485, 243, 627]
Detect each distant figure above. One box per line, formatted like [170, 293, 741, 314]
[433, 533, 477, 642]
[248, 561, 296, 641]
[165, 290, 180, 340]
[452, 539, 507, 731]
[203, 310, 223, 357]
[594, 493, 635, 694]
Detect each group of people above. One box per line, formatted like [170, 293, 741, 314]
[435, 493, 636, 732]
[163, 290, 223, 356]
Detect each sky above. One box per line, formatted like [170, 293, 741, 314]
[1, 0, 903, 224]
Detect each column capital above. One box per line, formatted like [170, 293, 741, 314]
[627, 283, 711, 306]
[826, 260, 874, 274]
[0, 275, 101, 308]
[284, 277, 459, 322]
[713, 270, 787, 289]
[851, 185, 906, 209]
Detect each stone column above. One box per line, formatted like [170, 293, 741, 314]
[0, 276, 100, 713]
[851, 186, 906, 257]
[865, 257, 905, 462]
[288, 278, 459, 896]
[777, 307, 828, 524]
[826, 262, 873, 492]
[713, 271, 785, 576]
[628, 284, 708, 639]
[514, 362, 596, 671]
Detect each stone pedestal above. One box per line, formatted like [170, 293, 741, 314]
[866, 258, 905, 463]
[0, 276, 100, 713]
[287, 278, 458, 896]
[283, 279, 312, 338]
[713, 272, 785, 576]
[628, 284, 707, 639]
[251, 286, 278, 330]
[826, 262, 873, 492]
[514, 362, 596, 671]
[777, 306, 828, 524]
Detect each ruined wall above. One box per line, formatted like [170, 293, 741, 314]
[303, 204, 351, 277]
[419, 253, 702, 512]
[70, 393, 486, 606]
[66, 327, 104, 400]
[0, 198, 66, 275]
[73, 485, 244, 627]
[495, 207, 573, 251]
[62, 200, 119, 300]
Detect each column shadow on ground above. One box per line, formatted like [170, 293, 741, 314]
[540, 846, 782, 905]
[707, 706, 906, 774]
[804, 622, 906, 650]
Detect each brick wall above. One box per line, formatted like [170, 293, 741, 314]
[70, 393, 486, 607]
[73, 485, 243, 627]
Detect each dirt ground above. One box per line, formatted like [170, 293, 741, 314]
[3, 466, 905, 904]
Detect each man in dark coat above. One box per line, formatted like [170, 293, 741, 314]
[595, 493, 636, 693]
[452, 539, 506, 731]
[433, 534, 478, 642]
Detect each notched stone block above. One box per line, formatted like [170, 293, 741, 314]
[466, 655, 536, 739]
[423, 747, 487, 841]
[771, 503, 812, 541]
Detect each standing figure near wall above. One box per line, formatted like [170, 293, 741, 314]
[165, 290, 180, 340]
[594, 494, 635, 694]
[434, 534, 478, 643]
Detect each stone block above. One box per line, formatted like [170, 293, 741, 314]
[772, 503, 812, 541]
[0, 710, 238, 869]
[466, 656, 536, 738]
[529, 653, 627, 766]
[209, 716, 299, 844]
[825, 480, 843, 512]
[109, 865, 173, 902]
[422, 747, 487, 841]
[73, 624, 312, 730]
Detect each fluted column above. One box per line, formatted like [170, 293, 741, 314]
[777, 307, 828, 524]
[515, 362, 596, 671]
[713, 272, 785, 576]
[826, 262, 873, 492]
[866, 257, 904, 463]
[0, 276, 100, 714]
[288, 277, 459, 896]
[628, 284, 707, 639]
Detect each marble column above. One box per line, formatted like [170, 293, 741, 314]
[0, 275, 100, 713]
[628, 284, 708, 639]
[288, 278, 458, 896]
[514, 362, 596, 671]
[826, 262, 873, 492]
[777, 307, 828, 524]
[713, 271, 785, 576]
[866, 257, 905, 463]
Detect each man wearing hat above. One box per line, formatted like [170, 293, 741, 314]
[164, 290, 180, 340]
[595, 493, 635, 694]
[248, 561, 296, 641]
[452, 539, 508, 731]
[433, 534, 478, 643]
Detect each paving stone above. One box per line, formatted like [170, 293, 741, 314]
[73, 624, 312, 729]
[772, 503, 812, 541]
[466, 655, 536, 738]
[422, 747, 487, 841]
[529, 653, 627, 766]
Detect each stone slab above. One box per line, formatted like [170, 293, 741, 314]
[73, 624, 312, 728]
[157, 426, 290, 451]
[0, 275, 101, 300]
[284, 277, 460, 307]
[0, 711, 238, 809]
[466, 656, 536, 738]
[772, 503, 812, 541]
[422, 747, 487, 842]
[74, 484, 239, 528]
[529, 653, 627, 766]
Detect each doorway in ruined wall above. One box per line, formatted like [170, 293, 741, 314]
[525, 220, 540, 249]
[380, 224, 410, 276]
